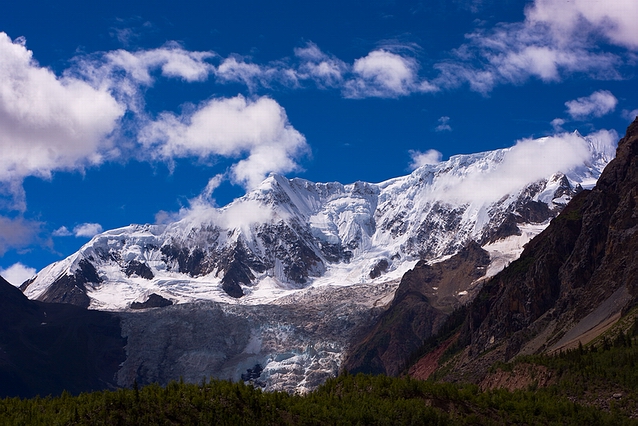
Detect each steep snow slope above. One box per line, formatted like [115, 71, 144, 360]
[23, 132, 614, 311]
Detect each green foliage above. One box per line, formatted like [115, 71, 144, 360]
[493, 335, 638, 420]
[0, 372, 633, 425]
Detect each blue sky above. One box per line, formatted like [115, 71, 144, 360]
[0, 0, 637, 284]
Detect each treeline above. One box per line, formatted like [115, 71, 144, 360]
[4, 322, 638, 424]
[0, 372, 633, 425]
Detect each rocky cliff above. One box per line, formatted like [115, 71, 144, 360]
[428, 118, 638, 381]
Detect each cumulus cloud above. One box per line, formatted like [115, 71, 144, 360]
[0, 32, 125, 187]
[435, 116, 452, 132]
[294, 43, 347, 88]
[565, 90, 617, 120]
[409, 149, 443, 170]
[139, 95, 309, 189]
[0, 262, 36, 286]
[344, 50, 418, 98]
[73, 223, 103, 238]
[526, 0, 638, 50]
[0, 216, 42, 255]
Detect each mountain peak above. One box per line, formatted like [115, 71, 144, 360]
[23, 133, 613, 308]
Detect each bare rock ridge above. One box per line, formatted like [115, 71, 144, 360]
[423, 117, 638, 381]
[343, 241, 490, 376]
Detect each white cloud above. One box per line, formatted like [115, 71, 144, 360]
[551, 118, 566, 132]
[52, 226, 73, 237]
[409, 149, 443, 170]
[73, 223, 103, 238]
[294, 43, 347, 88]
[526, 0, 638, 50]
[215, 57, 272, 90]
[345, 50, 418, 98]
[0, 262, 36, 286]
[586, 128, 619, 161]
[565, 90, 617, 120]
[430, 0, 638, 94]
[139, 95, 309, 189]
[433, 22, 621, 94]
[102, 43, 214, 84]
[0, 33, 126, 188]
[435, 132, 593, 204]
[435, 116, 452, 132]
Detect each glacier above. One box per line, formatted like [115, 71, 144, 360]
[20, 131, 615, 392]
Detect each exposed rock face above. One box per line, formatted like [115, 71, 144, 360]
[441, 118, 638, 380]
[343, 242, 490, 376]
[130, 293, 173, 309]
[125, 260, 154, 280]
[0, 276, 125, 398]
[34, 259, 101, 308]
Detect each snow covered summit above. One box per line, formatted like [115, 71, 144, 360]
[22, 131, 615, 310]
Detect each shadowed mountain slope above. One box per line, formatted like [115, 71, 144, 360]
[432, 117, 638, 380]
[0, 276, 125, 398]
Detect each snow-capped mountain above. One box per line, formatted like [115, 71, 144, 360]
[23, 131, 613, 311]
[18, 131, 616, 393]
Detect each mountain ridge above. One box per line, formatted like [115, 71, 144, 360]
[22, 132, 612, 311]
[407, 117, 638, 383]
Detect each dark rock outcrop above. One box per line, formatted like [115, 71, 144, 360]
[130, 293, 173, 310]
[125, 260, 154, 280]
[342, 242, 490, 376]
[36, 259, 101, 308]
[0, 275, 125, 398]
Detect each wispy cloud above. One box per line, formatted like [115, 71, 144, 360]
[294, 42, 347, 88]
[435, 116, 452, 132]
[54, 223, 104, 238]
[433, 131, 610, 204]
[550, 118, 566, 132]
[52, 226, 73, 237]
[408, 149, 443, 170]
[526, 0, 638, 50]
[622, 108, 638, 122]
[565, 90, 617, 120]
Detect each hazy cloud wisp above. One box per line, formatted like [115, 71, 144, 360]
[565, 90, 618, 120]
